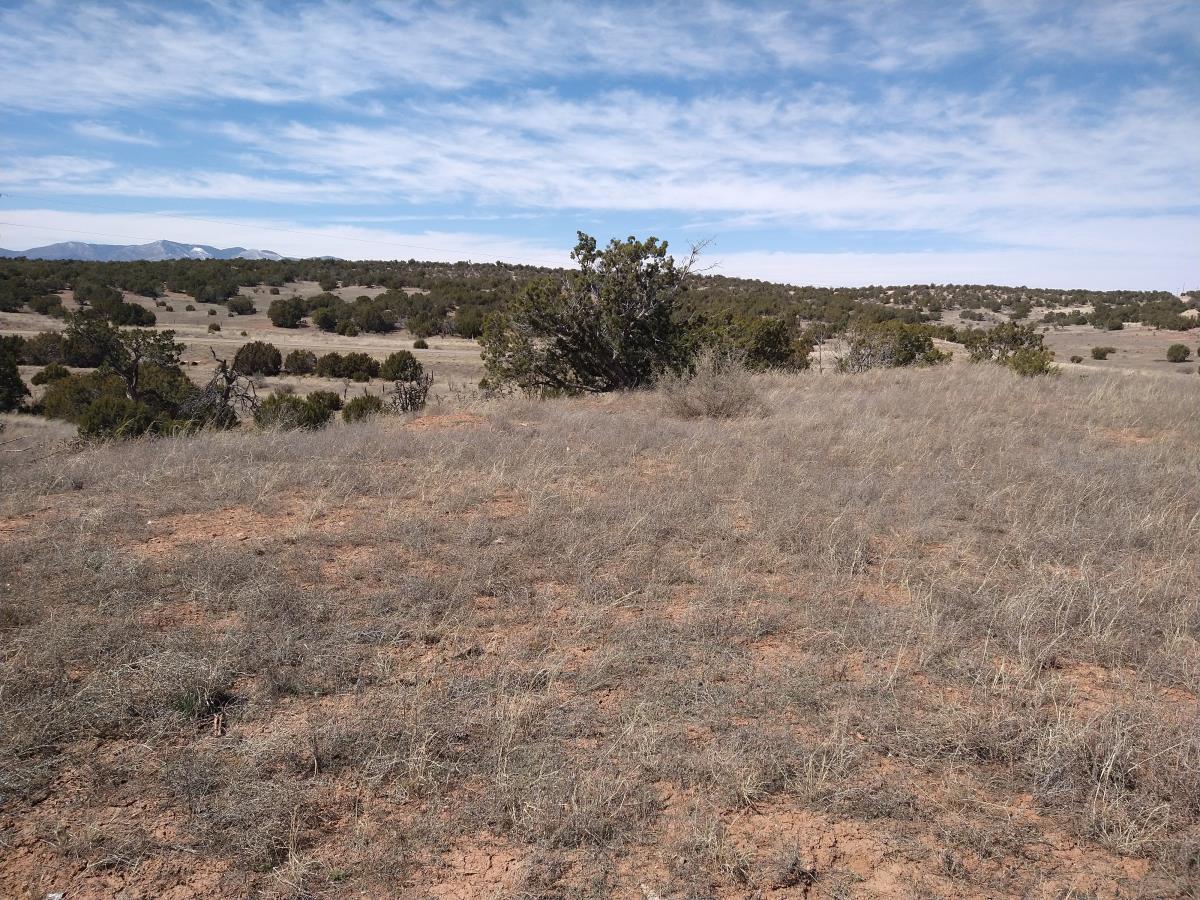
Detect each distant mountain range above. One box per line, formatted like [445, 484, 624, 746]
[0, 239, 285, 262]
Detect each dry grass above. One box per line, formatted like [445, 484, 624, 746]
[1, 364, 1198, 898]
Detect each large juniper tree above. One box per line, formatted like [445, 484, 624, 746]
[480, 232, 699, 394]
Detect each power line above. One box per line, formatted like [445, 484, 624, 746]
[0, 193, 572, 267]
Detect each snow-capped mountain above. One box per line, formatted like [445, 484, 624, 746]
[0, 239, 285, 261]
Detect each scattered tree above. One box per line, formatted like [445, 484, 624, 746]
[480, 232, 699, 394]
[1166, 343, 1191, 363]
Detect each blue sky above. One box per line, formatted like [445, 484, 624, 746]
[1, 0, 1197, 289]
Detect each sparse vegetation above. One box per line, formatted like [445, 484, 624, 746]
[660, 347, 765, 418]
[1166, 343, 1191, 363]
[1, 244, 1197, 897]
[1092, 345, 1116, 360]
[0, 365, 1195, 897]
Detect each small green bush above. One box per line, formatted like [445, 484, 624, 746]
[31, 363, 70, 385]
[1005, 348, 1058, 377]
[380, 350, 423, 382]
[267, 296, 306, 328]
[315, 352, 378, 381]
[208, 308, 217, 316]
[164, 305, 174, 312]
[306, 390, 343, 412]
[207, 322, 221, 333]
[342, 394, 385, 423]
[1091, 346, 1116, 360]
[232, 341, 282, 376]
[77, 395, 162, 439]
[254, 392, 333, 430]
[227, 297, 255, 315]
[185, 304, 196, 311]
[1069, 355, 1083, 364]
[413, 338, 429, 350]
[1166, 344, 1191, 363]
[283, 349, 317, 375]
[269, 287, 281, 295]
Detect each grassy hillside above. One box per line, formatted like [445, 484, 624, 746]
[1, 365, 1198, 898]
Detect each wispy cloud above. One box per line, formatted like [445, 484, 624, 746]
[0, 0, 1196, 288]
[0, 1, 1194, 112]
[72, 121, 159, 146]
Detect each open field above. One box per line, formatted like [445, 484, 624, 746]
[2, 365, 1197, 898]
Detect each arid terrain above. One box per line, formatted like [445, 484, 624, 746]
[2, 362, 1197, 898]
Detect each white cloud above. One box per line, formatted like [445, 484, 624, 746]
[72, 121, 159, 146]
[0, 1, 1193, 113]
[711, 246, 1198, 292]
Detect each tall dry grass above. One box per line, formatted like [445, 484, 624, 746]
[1, 365, 1197, 897]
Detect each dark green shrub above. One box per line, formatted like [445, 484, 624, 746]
[316, 352, 378, 381]
[1069, 355, 1083, 364]
[342, 353, 379, 381]
[342, 394, 385, 423]
[311, 307, 339, 332]
[267, 296, 305, 328]
[232, 341, 282, 376]
[283, 349, 317, 375]
[0, 343, 29, 412]
[413, 338, 429, 350]
[254, 392, 333, 430]
[164, 305, 174, 312]
[481, 232, 693, 394]
[306, 390, 342, 412]
[269, 287, 281, 295]
[22, 332, 64, 365]
[1091, 346, 1115, 360]
[1166, 344, 1191, 363]
[1005, 348, 1057, 377]
[208, 308, 217, 316]
[78, 395, 161, 439]
[207, 322, 221, 333]
[42, 371, 126, 422]
[62, 315, 122, 367]
[963, 322, 1044, 362]
[227, 297, 255, 315]
[185, 304, 196, 312]
[380, 350, 423, 382]
[31, 363, 70, 385]
[314, 352, 344, 378]
[28, 294, 66, 317]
